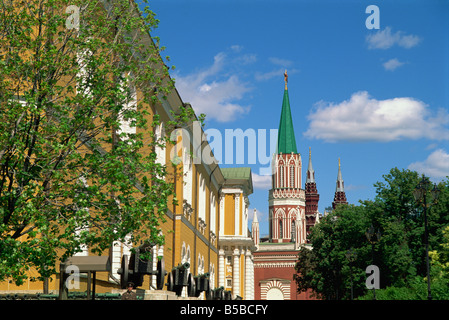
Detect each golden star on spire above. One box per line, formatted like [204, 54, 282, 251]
[284, 70, 288, 90]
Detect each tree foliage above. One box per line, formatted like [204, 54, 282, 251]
[0, 0, 187, 285]
[295, 168, 449, 300]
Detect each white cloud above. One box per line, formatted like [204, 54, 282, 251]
[366, 26, 421, 49]
[251, 172, 272, 189]
[304, 91, 449, 142]
[426, 143, 438, 150]
[254, 56, 298, 81]
[236, 53, 257, 65]
[255, 67, 299, 82]
[255, 68, 285, 81]
[269, 57, 293, 67]
[248, 207, 268, 223]
[230, 45, 244, 53]
[383, 58, 405, 71]
[408, 149, 449, 181]
[174, 52, 252, 122]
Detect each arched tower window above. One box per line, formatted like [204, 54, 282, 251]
[290, 165, 295, 188]
[279, 219, 283, 239]
[291, 220, 296, 241]
[279, 165, 284, 188]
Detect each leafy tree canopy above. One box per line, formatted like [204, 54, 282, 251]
[295, 168, 449, 300]
[0, 0, 193, 285]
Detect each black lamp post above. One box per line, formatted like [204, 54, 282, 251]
[365, 224, 381, 300]
[345, 248, 357, 300]
[413, 175, 441, 301]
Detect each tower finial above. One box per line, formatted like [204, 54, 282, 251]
[336, 158, 344, 191]
[284, 70, 288, 90]
[277, 70, 297, 154]
[306, 146, 315, 183]
[333, 157, 347, 209]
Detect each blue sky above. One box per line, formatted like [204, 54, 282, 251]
[146, 0, 449, 236]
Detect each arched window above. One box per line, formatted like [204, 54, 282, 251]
[279, 165, 284, 188]
[183, 148, 193, 205]
[279, 219, 283, 239]
[155, 122, 165, 165]
[291, 220, 296, 241]
[290, 165, 295, 188]
[198, 173, 206, 221]
[210, 193, 216, 234]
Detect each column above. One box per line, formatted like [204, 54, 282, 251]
[245, 248, 254, 300]
[152, 246, 157, 289]
[235, 193, 240, 235]
[302, 210, 307, 243]
[219, 194, 225, 236]
[295, 221, 301, 249]
[218, 248, 225, 288]
[233, 247, 240, 297]
[111, 241, 121, 280]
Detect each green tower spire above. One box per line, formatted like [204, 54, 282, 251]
[277, 70, 297, 154]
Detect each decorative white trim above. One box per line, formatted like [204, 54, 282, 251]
[232, 248, 240, 297]
[254, 262, 296, 268]
[260, 279, 291, 300]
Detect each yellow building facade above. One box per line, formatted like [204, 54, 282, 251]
[218, 168, 255, 300]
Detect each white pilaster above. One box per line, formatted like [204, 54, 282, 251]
[219, 194, 225, 236]
[218, 248, 225, 288]
[245, 248, 254, 300]
[235, 193, 240, 235]
[233, 248, 240, 297]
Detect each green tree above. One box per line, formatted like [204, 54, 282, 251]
[295, 204, 371, 300]
[295, 167, 449, 300]
[0, 0, 187, 285]
[374, 169, 449, 278]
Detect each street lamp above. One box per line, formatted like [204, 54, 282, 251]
[365, 224, 381, 300]
[345, 248, 357, 300]
[413, 175, 441, 301]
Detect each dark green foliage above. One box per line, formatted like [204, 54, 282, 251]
[295, 167, 449, 300]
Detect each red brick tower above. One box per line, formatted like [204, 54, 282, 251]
[268, 71, 306, 245]
[305, 147, 320, 239]
[253, 72, 317, 301]
[332, 158, 348, 209]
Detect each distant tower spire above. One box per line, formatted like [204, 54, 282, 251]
[306, 147, 315, 183]
[332, 158, 348, 209]
[252, 209, 260, 248]
[305, 147, 320, 239]
[336, 158, 343, 191]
